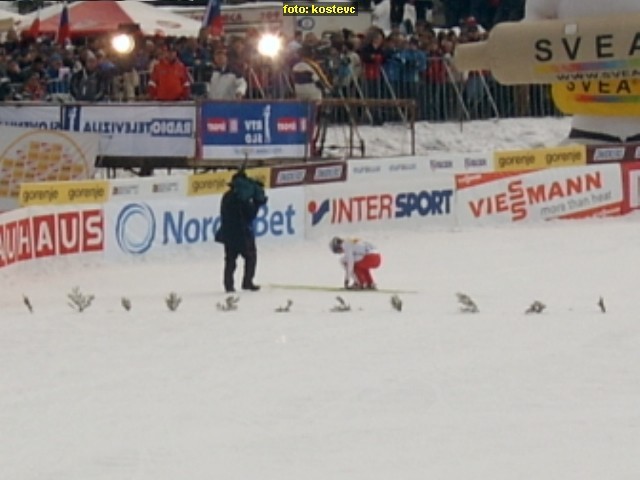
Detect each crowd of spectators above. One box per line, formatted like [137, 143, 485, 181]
[0, 0, 553, 123]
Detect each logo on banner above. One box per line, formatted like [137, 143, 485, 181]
[0, 210, 103, 268]
[116, 203, 156, 255]
[207, 118, 227, 133]
[308, 189, 454, 226]
[115, 203, 297, 255]
[592, 147, 625, 162]
[244, 105, 273, 144]
[277, 118, 298, 133]
[61, 106, 193, 137]
[467, 171, 605, 221]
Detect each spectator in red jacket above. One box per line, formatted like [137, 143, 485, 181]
[148, 44, 191, 101]
[359, 29, 387, 124]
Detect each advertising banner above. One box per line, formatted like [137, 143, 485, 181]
[0, 105, 61, 130]
[20, 179, 109, 207]
[199, 101, 314, 160]
[270, 161, 346, 188]
[103, 187, 305, 260]
[347, 157, 428, 182]
[424, 152, 493, 174]
[347, 154, 492, 183]
[587, 143, 640, 164]
[493, 145, 586, 172]
[187, 167, 271, 197]
[304, 177, 456, 238]
[620, 162, 640, 214]
[60, 104, 196, 157]
[1, 127, 99, 212]
[108, 177, 188, 201]
[455, 164, 623, 226]
[0, 205, 104, 269]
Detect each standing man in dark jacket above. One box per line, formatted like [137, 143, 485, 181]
[216, 170, 268, 292]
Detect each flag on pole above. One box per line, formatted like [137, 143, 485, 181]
[27, 7, 41, 38]
[202, 0, 223, 37]
[56, 2, 70, 46]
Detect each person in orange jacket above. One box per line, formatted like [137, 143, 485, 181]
[148, 44, 191, 101]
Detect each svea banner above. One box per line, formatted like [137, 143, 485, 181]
[103, 187, 305, 259]
[304, 178, 456, 238]
[455, 164, 623, 226]
[199, 101, 314, 160]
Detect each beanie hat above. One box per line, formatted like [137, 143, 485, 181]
[329, 236, 342, 253]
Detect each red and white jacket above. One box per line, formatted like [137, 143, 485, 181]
[340, 238, 377, 282]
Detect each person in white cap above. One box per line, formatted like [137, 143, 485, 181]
[329, 236, 382, 290]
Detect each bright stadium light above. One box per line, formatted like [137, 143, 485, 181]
[111, 33, 135, 55]
[257, 33, 282, 59]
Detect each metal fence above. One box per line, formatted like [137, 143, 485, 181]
[4, 57, 562, 124]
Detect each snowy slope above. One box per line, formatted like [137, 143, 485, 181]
[2, 117, 640, 480]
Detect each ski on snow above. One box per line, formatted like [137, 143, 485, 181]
[267, 284, 418, 294]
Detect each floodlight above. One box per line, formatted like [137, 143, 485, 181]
[257, 33, 282, 59]
[111, 33, 135, 55]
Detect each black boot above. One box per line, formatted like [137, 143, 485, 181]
[242, 282, 260, 291]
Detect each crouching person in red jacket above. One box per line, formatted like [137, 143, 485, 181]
[329, 236, 382, 290]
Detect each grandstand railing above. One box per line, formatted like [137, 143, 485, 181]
[4, 56, 562, 124]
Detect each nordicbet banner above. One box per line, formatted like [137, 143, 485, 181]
[199, 101, 314, 160]
[103, 187, 305, 259]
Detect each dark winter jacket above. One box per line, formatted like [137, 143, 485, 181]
[215, 173, 267, 246]
[70, 67, 107, 101]
[359, 43, 386, 81]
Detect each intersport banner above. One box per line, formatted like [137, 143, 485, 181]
[305, 177, 455, 238]
[103, 187, 305, 260]
[455, 164, 623, 226]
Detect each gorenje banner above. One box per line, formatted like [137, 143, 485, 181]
[199, 101, 314, 160]
[304, 177, 456, 238]
[103, 187, 305, 260]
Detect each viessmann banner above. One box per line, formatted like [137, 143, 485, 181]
[199, 101, 314, 160]
[455, 164, 623, 226]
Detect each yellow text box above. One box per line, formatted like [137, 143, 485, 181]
[552, 80, 640, 116]
[187, 168, 271, 197]
[493, 145, 586, 172]
[20, 180, 110, 207]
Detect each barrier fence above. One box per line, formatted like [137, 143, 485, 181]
[5, 57, 561, 124]
[3, 147, 640, 270]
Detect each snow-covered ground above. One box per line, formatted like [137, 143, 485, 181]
[4, 116, 640, 480]
[325, 117, 572, 157]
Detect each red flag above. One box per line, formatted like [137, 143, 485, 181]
[27, 8, 40, 38]
[202, 0, 223, 37]
[56, 2, 70, 46]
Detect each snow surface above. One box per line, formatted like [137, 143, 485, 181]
[3, 117, 640, 480]
[325, 117, 572, 157]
